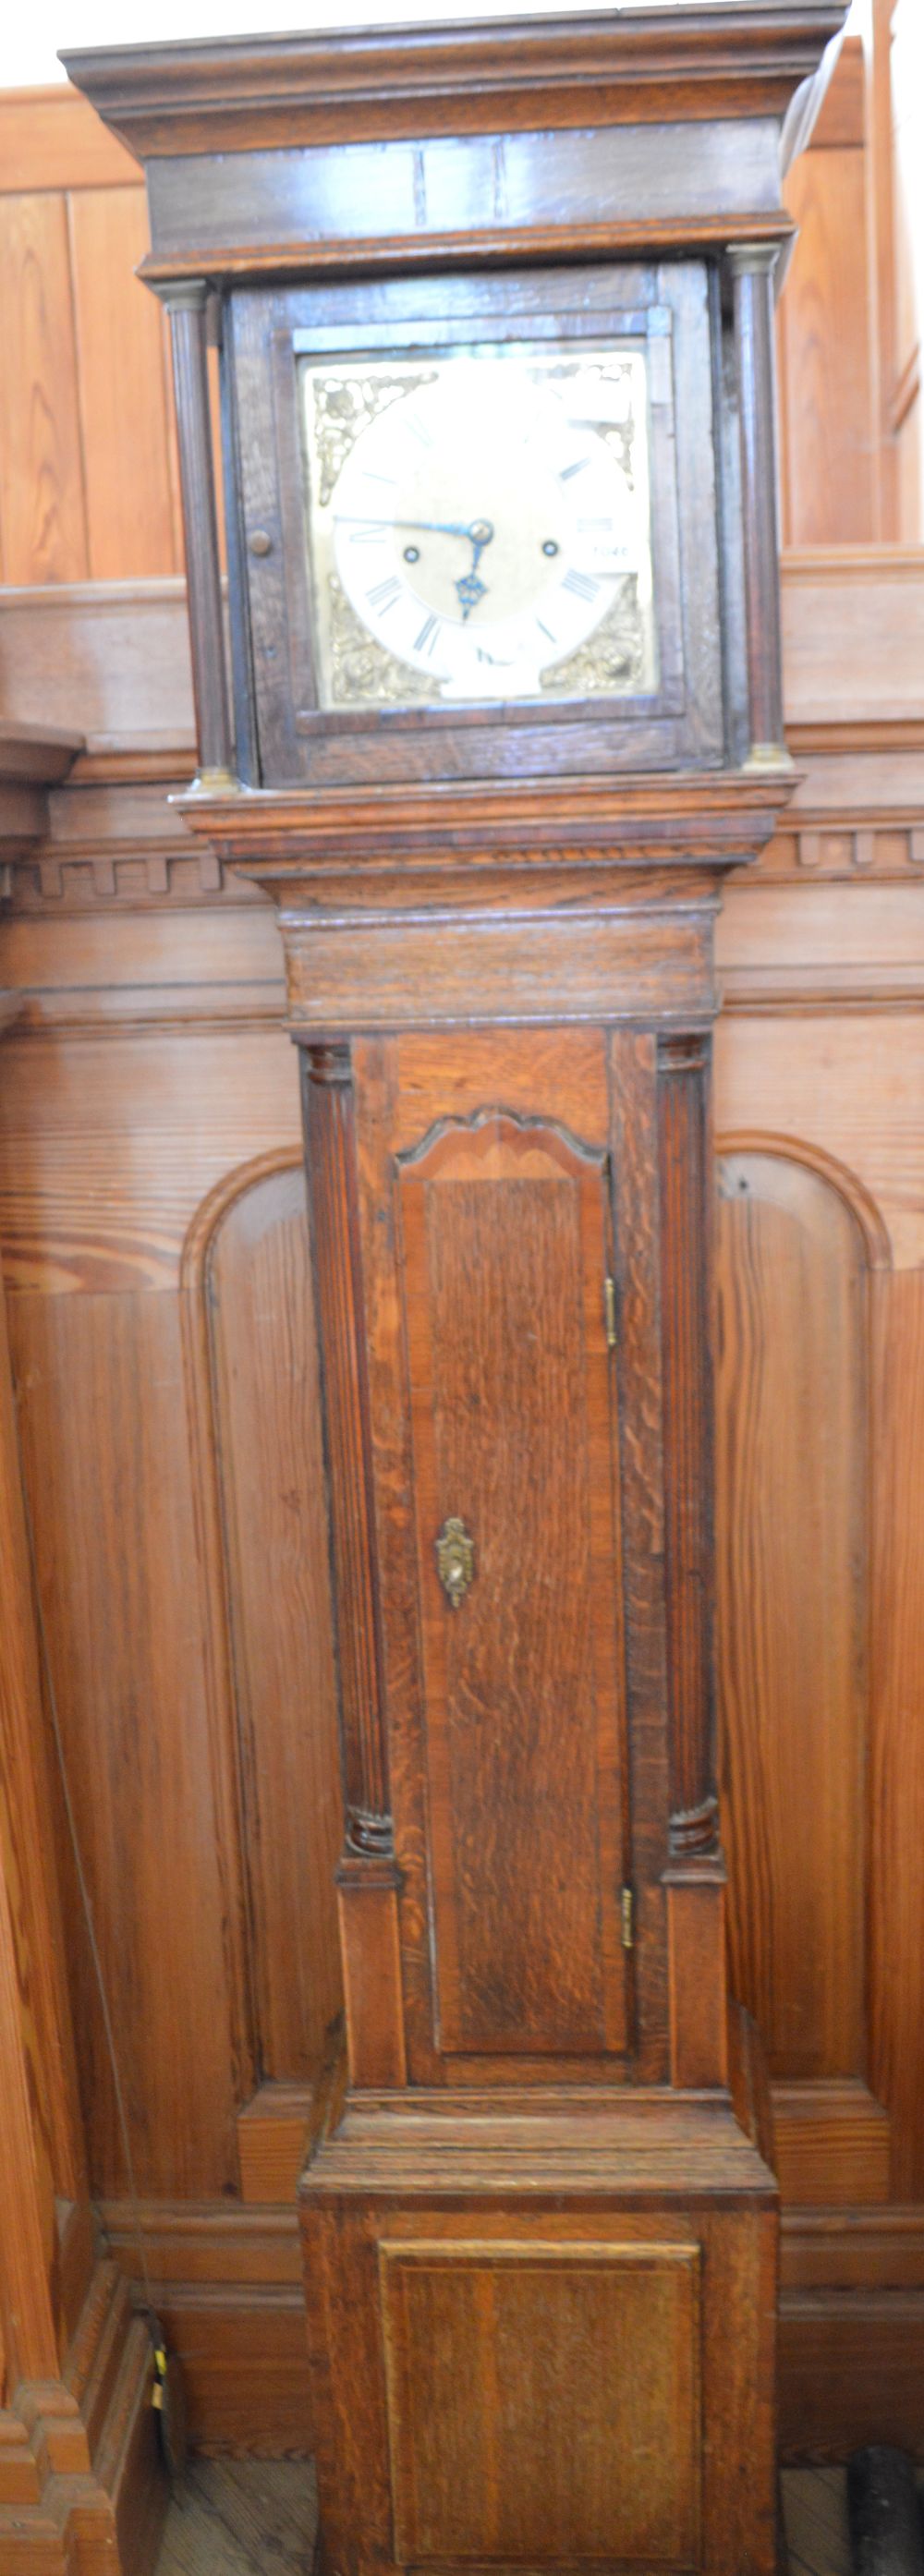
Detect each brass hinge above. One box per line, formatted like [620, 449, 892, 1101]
[621, 1886, 634, 1950]
[603, 1276, 618, 1350]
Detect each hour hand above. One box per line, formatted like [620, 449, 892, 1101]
[456, 568, 488, 620]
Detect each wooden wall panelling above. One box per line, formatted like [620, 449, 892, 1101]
[716, 1144, 872, 2081]
[0, 89, 225, 596]
[181, 1152, 342, 2086]
[713, 1009, 924, 1271]
[0, 993, 166, 2559]
[0, 1270, 87, 2235]
[777, 41, 875, 546]
[0, 87, 140, 193]
[887, 0, 922, 538]
[0, 1025, 300, 1294]
[8, 1284, 243, 2198]
[100, 2197, 311, 2453]
[67, 187, 182, 581]
[862, 0, 923, 541]
[0, 192, 89, 584]
[869, 1266, 924, 2200]
[0, 541, 914, 762]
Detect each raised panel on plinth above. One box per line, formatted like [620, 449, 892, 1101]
[396, 1110, 629, 2060]
[380, 2237, 700, 2569]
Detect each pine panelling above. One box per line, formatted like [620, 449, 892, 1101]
[191, 1164, 342, 2083]
[716, 1150, 869, 2082]
[869, 1268, 924, 2200]
[888, 0, 922, 541]
[772, 2084, 891, 2208]
[68, 188, 182, 580]
[713, 1011, 924, 1270]
[0, 93, 224, 589]
[779, 115, 876, 545]
[8, 1288, 242, 2200]
[0, 192, 88, 584]
[0, 1026, 300, 1294]
[0, 88, 139, 192]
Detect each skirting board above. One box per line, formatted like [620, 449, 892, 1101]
[100, 2195, 924, 2461]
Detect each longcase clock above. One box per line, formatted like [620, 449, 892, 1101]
[67, 11, 845, 2573]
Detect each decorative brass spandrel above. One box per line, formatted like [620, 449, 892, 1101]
[435, 1515, 476, 1610]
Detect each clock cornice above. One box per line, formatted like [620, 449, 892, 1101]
[62, 6, 845, 163]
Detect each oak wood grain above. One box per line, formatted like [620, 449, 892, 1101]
[381, 2236, 700, 2565]
[63, 11, 845, 164]
[398, 1109, 628, 2060]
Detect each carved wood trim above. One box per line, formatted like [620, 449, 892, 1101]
[395, 1102, 609, 1178]
[300, 1043, 393, 1861]
[716, 1128, 894, 1270]
[0, 2259, 165, 2568]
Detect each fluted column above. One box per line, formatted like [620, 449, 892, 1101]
[161, 281, 236, 790]
[729, 242, 789, 770]
[300, 1042, 392, 1858]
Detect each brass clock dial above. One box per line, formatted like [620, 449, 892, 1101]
[300, 346, 657, 712]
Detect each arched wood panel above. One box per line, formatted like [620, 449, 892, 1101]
[184, 1155, 342, 2087]
[716, 1146, 871, 2084]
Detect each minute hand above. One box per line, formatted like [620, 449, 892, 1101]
[334, 514, 493, 546]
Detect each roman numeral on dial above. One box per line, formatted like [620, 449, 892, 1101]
[562, 568, 601, 602]
[414, 614, 441, 654]
[366, 576, 402, 610]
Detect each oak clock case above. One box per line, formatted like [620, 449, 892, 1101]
[228, 261, 723, 784]
[59, 8, 841, 2571]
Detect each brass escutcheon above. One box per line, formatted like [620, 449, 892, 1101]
[435, 1515, 476, 1610]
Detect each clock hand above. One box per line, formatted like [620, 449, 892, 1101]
[334, 514, 494, 548]
[335, 515, 495, 623]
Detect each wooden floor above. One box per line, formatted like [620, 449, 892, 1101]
[784, 2467, 852, 2576]
[154, 2462, 851, 2575]
[155, 2459, 318, 2575]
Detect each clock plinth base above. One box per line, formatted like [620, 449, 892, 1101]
[299, 2070, 778, 2576]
